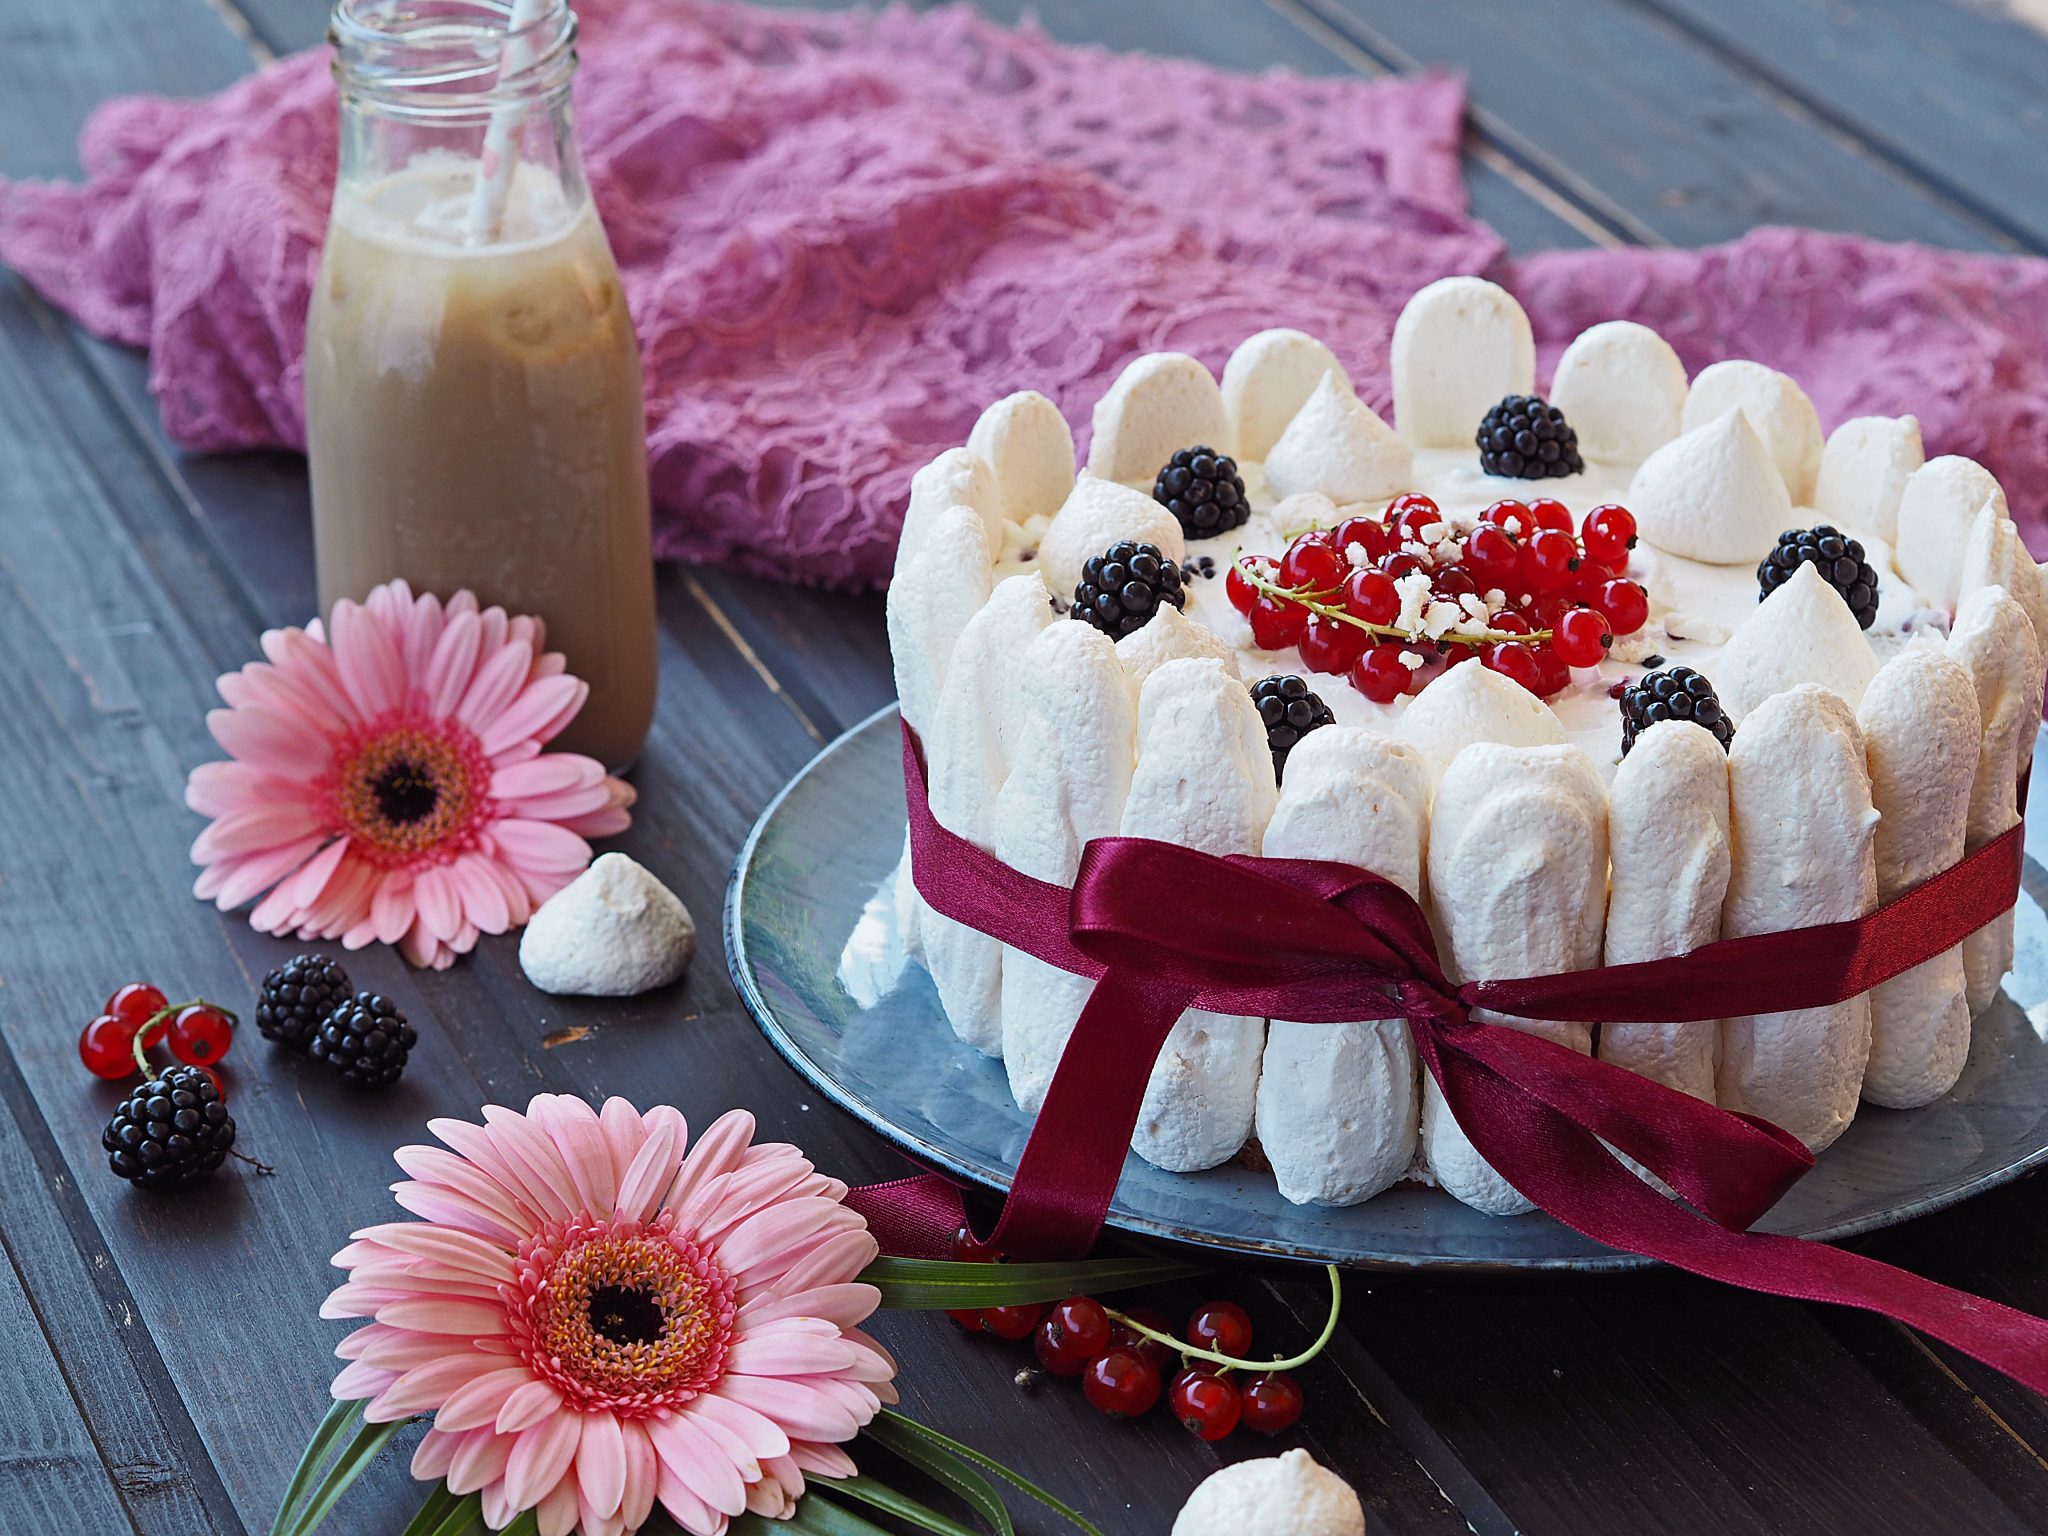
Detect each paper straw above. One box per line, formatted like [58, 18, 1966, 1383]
[463, 0, 549, 246]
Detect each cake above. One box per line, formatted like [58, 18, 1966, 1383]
[887, 275, 2046, 1215]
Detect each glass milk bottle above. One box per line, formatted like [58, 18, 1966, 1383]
[307, 0, 657, 769]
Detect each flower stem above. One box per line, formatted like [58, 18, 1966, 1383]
[1233, 553, 1552, 648]
[1102, 1265, 1343, 1374]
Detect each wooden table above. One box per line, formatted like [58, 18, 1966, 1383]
[4, 2, 2046, 1532]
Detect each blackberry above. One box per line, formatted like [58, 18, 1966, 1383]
[1072, 540, 1185, 639]
[254, 953, 353, 1050]
[1757, 525, 1879, 629]
[1476, 394, 1582, 480]
[1620, 666, 1734, 757]
[310, 993, 418, 1089]
[1152, 446, 1250, 539]
[103, 1064, 235, 1189]
[1250, 675, 1335, 783]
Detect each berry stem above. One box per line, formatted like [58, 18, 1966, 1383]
[228, 1147, 276, 1176]
[1102, 1265, 1343, 1375]
[128, 998, 237, 1080]
[1232, 555, 1553, 648]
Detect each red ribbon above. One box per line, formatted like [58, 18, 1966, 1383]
[886, 720, 2048, 1398]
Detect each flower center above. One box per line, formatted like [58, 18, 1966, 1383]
[329, 716, 488, 869]
[507, 1218, 738, 1417]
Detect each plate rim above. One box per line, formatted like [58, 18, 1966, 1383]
[725, 702, 2048, 1273]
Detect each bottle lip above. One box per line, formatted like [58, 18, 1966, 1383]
[329, 0, 577, 111]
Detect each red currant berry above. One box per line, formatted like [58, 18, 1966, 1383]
[1226, 557, 1274, 616]
[1249, 596, 1309, 651]
[950, 1224, 1000, 1262]
[1431, 564, 1479, 600]
[1480, 498, 1533, 535]
[105, 983, 167, 1030]
[1483, 641, 1542, 695]
[1330, 515, 1390, 565]
[1528, 496, 1574, 533]
[1387, 491, 1440, 527]
[1299, 613, 1369, 675]
[78, 1014, 138, 1080]
[1443, 644, 1478, 667]
[1239, 1371, 1306, 1435]
[1580, 504, 1637, 567]
[1489, 610, 1533, 636]
[1594, 578, 1650, 637]
[1338, 568, 1399, 626]
[1394, 503, 1444, 543]
[982, 1302, 1048, 1342]
[1109, 1307, 1177, 1374]
[1168, 1368, 1242, 1441]
[1377, 551, 1423, 582]
[1532, 643, 1572, 698]
[1082, 1347, 1163, 1418]
[1034, 1297, 1112, 1376]
[167, 1004, 233, 1066]
[1350, 644, 1411, 705]
[1552, 606, 1614, 668]
[1278, 535, 1345, 593]
[1465, 525, 1521, 588]
[1523, 529, 1580, 593]
[1187, 1300, 1254, 1359]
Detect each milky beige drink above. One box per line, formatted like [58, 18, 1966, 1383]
[307, 162, 656, 769]
[309, 0, 655, 769]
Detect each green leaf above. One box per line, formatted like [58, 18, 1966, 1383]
[859, 1255, 1201, 1311]
[282, 1414, 411, 1536]
[874, 1412, 1105, 1536]
[815, 1473, 988, 1536]
[854, 1424, 1013, 1536]
[498, 1513, 540, 1536]
[786, 1494, 904, 1535]
[271, 1398, 364, 1536]
[398, 1482, 483, 1536]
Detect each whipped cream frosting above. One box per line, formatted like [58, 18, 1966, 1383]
[1713, 560, 1881, 722]
[1720, 685, 1877, 1152]
[967, 390, 1075, 525]
[1222, 328, 1351, 462]
[1257, 727, 1428, 1205]
[1813, 414, 1922, 545]
[1858, 648, 1978, 1107]
[1628, 408, 1790, 566]
[1263, 371, 1413, 504]
[1896, 455, 2009, 612]
[1681, 359, 1824, 504]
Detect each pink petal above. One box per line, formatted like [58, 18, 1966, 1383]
[401, 589, 445, 680]
[479, 1106, 583, 1220]
[352, 1222, 513, 1282]
[490, 755, 601, 800]
[457, 638, 534, 731]
[538, 1480, 582, 1536]
[503, 1412, 582, 1514]
[663, 1110, 757, 1214]
[739, 1283, 882, 1331]
[425, 609, 484, 719]
[652, 1462, 722, 1536]
[684, 1392, 791, 1466]
[525, 1094, 616, 1214]
[389, 1185, 526, 1247]
[644, 1410, 748, 1518]
[452, 854, 512, 935]
[790, 1441, 857, 1479]
[284, 836, 352, 907]
[207, 835, 331, 912]
[371, 872, 417, 945]
[612, 1115, 681, 1223]
[331, 602, 407, 718]
[711, 1198, 843, 1279]
[620, 1421, 660, 1531]
[371, 1352, 502, 1420]
[185, 759, 287, 817]
[433, 1366, 538, 1434]
[576, 1410, 627, 1519]
[329, 1358, 395, 1401]
[350, 1327, 465, 1372]
[208, 705, 331, 777]
[724, 1327, 860, 1379]
[766, 1230, 881, 1297]
[413, 865, 463, 944]
[714, 1374, 860, 1443]
[531, 676, 591, 745]
[449, 1426, 514, 1497]
[490, 818, 592, 874]
[411, 1427, 460, 1483]
[496, 1378, 566, 1435]
[676, 1401, 762, 1483]
[397, 1139, 542, 1228]
[479, 675, 586, 757]
[600, 1097, 657, 1190]
[374, 1297, 508, 1336]
[190, 800, 324, 862]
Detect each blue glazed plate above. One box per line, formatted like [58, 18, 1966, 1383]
[725, 706, 2048, 1272]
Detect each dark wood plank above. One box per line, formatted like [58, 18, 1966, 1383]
[1631, 0, 2048, 254]
[1287, 0, 2019, 251]
[0, 1046, 244, 1533]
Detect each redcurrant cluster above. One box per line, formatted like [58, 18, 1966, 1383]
[947, 1230, 1305, 1440]
[1227, 492, 1646, 702]
[79, 982, 236, 1090]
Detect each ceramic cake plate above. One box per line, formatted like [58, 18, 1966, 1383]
[725, 705, 2048, 1272]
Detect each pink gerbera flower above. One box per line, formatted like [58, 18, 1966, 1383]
[326, 1096, 896, 1536]
[185, 580, 634, 968]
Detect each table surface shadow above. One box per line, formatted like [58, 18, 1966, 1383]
[4, 1, 2048, 1534]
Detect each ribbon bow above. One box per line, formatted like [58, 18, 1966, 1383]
[889, 721, 2048, 1399]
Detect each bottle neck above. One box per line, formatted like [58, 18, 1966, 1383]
[326, 0, 586, 241]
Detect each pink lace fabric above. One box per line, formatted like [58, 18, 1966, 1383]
[3, 0, 2044, 586]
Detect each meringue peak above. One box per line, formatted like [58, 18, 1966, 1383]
[1263, 371, 1414, 505]
[1628, 407, 1790, 566]
[1712, 559, 1880, 721]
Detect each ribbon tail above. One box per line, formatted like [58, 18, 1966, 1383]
[987, 967, 1195, 1260]
[1434, 1019, 1812, 1230]
[1424, 1032, 2048, 1396]
[845, 1172, 972, 1261]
